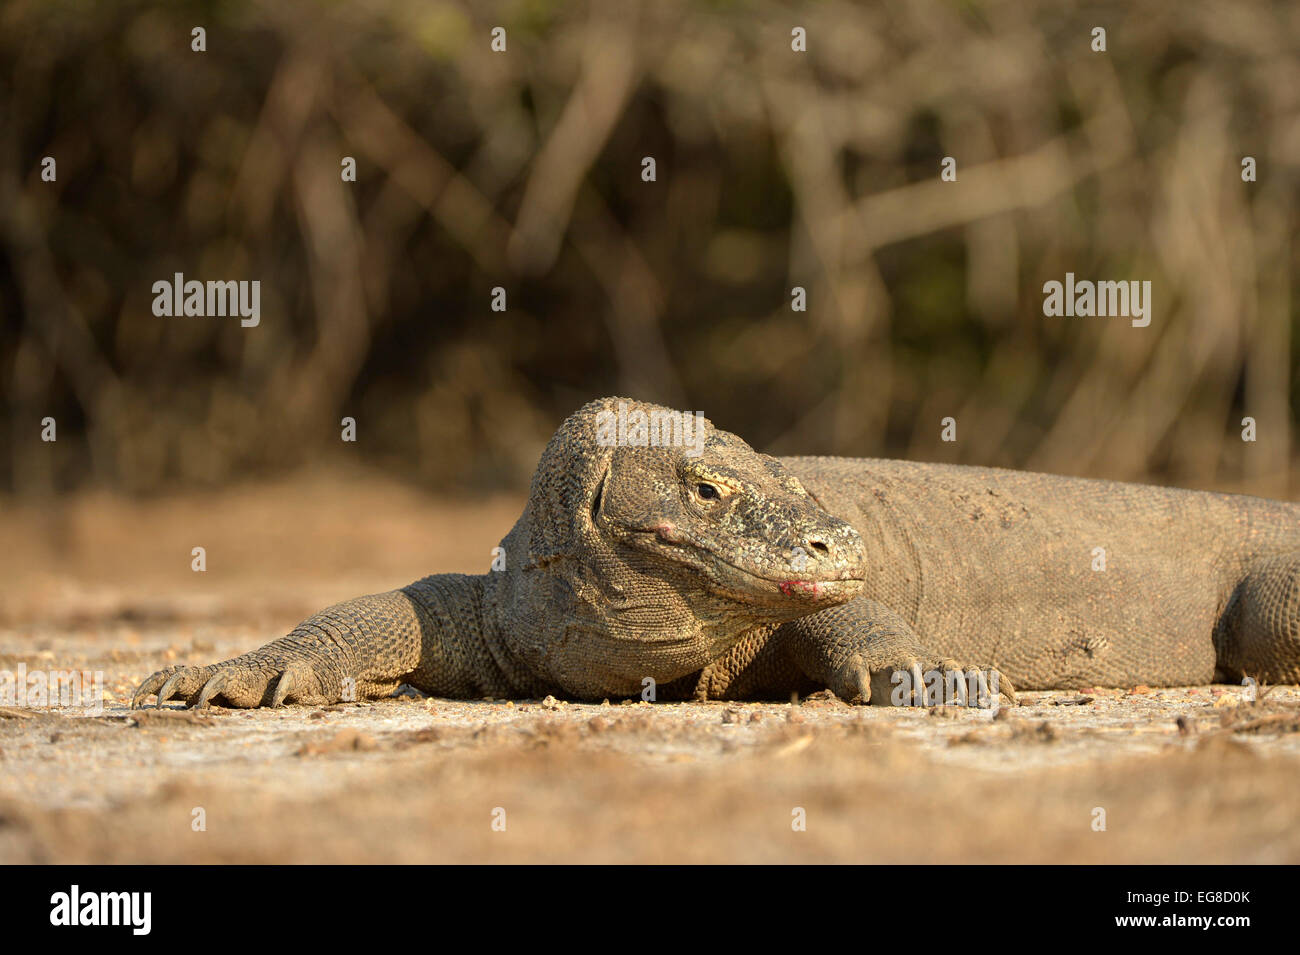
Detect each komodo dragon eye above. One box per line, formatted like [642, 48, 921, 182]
[696, 483, 720, 501]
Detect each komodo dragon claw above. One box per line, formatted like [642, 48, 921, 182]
[839, 654, 1016, 708]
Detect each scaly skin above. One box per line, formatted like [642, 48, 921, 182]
[134, 398, 1300, 710]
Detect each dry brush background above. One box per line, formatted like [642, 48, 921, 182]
[2, 0, 1299, 499]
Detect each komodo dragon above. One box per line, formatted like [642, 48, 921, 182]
[133, 397, 1300, 710]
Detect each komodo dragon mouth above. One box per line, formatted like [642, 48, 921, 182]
[705, 569, 866, 609]
[624, 524, 866, 611]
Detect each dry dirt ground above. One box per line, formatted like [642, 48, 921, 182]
[2, 471, 1299, 864]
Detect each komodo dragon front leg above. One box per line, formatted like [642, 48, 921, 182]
[132, 575, 511, 708]
[780, 599, 1017, 705]
[688, 598, 1017, 706]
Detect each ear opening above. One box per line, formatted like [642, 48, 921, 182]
[590, 467, 606, 524]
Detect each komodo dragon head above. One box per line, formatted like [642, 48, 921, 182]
[488, 397, 866, 697]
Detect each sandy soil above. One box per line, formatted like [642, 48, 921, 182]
[2, 472, 1299, 864]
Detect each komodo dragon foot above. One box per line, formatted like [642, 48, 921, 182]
[779, 599, 1018, 707]
[132, 657, 334, 709]
[132, 587, 432, 709]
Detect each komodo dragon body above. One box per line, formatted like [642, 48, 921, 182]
[134, 398, 1300, 710]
